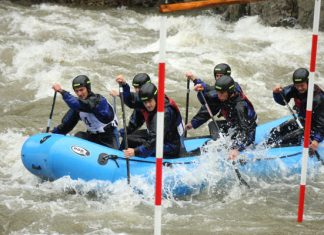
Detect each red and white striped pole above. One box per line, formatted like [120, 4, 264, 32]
[154, 15, 167, 235]
[297, 0, 321, 223]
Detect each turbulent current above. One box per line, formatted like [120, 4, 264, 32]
[0, 1, 324, 234]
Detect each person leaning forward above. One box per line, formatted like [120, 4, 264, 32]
[185, 63, 245, 131]
[52, 75, 119, 149]
[267, 68, 324, 153]
[123, 83, 185, 158]
[110, 73, 152, 149]
[187, 75, 258, 160]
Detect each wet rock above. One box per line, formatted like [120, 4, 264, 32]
[249, 0, 298, 27]
[219, 0, 324, 30]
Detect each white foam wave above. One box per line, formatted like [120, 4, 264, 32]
[2, 5, 323, 106]
[0, 130, 32, 181]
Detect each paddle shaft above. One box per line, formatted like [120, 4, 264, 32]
[315, 151, 324, 165]
[198, 91, 224, 139]
[232, 162, 250, 188]
[279, 92, 323, 164]
[113, 96, 117, 116]
[198, 91, 250, 188]
[279, 92, 303, 129]
[119, 85, 131, 184]
[46, 91, 57, 133]
[184, 79, 190, 137]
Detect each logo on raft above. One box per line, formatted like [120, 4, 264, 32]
[40, 135, 51, 144]
[71, 146, 90, 156]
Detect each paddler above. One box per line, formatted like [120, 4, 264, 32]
[267, 68, 324, 153]
[187, 75, 258, 160]
[122, 83, 185, 158]
[51, 75, 119, 149]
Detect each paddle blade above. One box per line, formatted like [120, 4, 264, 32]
[208, 121, 220, 140]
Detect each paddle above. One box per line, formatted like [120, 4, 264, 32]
[279, 92, 323, 164]
[119, 84, 131, 184]
[198, 91, 223, 139]
[46, 91, 57, 133]
[184, 79, 190, 138]
[198, 91, 250, 188]
[314, 151, 324, 165]
[279, 92, 303, 129]
[112, 96, 117, 116]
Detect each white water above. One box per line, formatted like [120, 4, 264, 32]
[1, 1, 324, 234]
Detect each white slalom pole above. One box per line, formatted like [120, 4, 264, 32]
[297, 0, 321, 223]
[154, 14, 167, 235]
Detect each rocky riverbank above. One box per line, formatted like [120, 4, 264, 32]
[10, 0, 324, 30]
[222, 0, 324, 30]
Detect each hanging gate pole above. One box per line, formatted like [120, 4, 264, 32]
[297, 0, 321, 223]
[154, 14, 167, 235]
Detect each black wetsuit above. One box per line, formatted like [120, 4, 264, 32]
[190, 89, 257, 151]
[125, 96, 183, 158]
[267, 84, 324, 146]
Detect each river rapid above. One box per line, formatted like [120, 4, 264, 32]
[1, 1, 324, 234]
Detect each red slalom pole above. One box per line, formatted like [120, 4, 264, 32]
[297, 0, 321, 223]
[154, 15, 166, 235]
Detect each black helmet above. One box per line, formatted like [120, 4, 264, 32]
[213, 63, 231, 78]
[139, 83, 157, 101]
[215, 75, 235, 93]
[292, 68, 309, 84]
[72, 75, 91, 91]
[132, 73, 151, 88]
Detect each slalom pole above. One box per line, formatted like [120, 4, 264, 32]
[154, 12, 167, 235]
[297, 0, 321, 223]
[46, 91, 57, 133]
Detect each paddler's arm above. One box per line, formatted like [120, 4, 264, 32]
[273, 84, 293, 105]
[310, 96, 324, 152]
[51, 84, 79, 134]
[133, 113, 158, 157]
[52, 109, 79, 134]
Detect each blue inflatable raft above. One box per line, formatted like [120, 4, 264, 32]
[21, 116, 323, 196]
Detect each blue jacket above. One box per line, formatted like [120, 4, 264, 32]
[130, 96, 183, 157]
[52, 91, 115, 134]
[121, 83, 144, 109]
